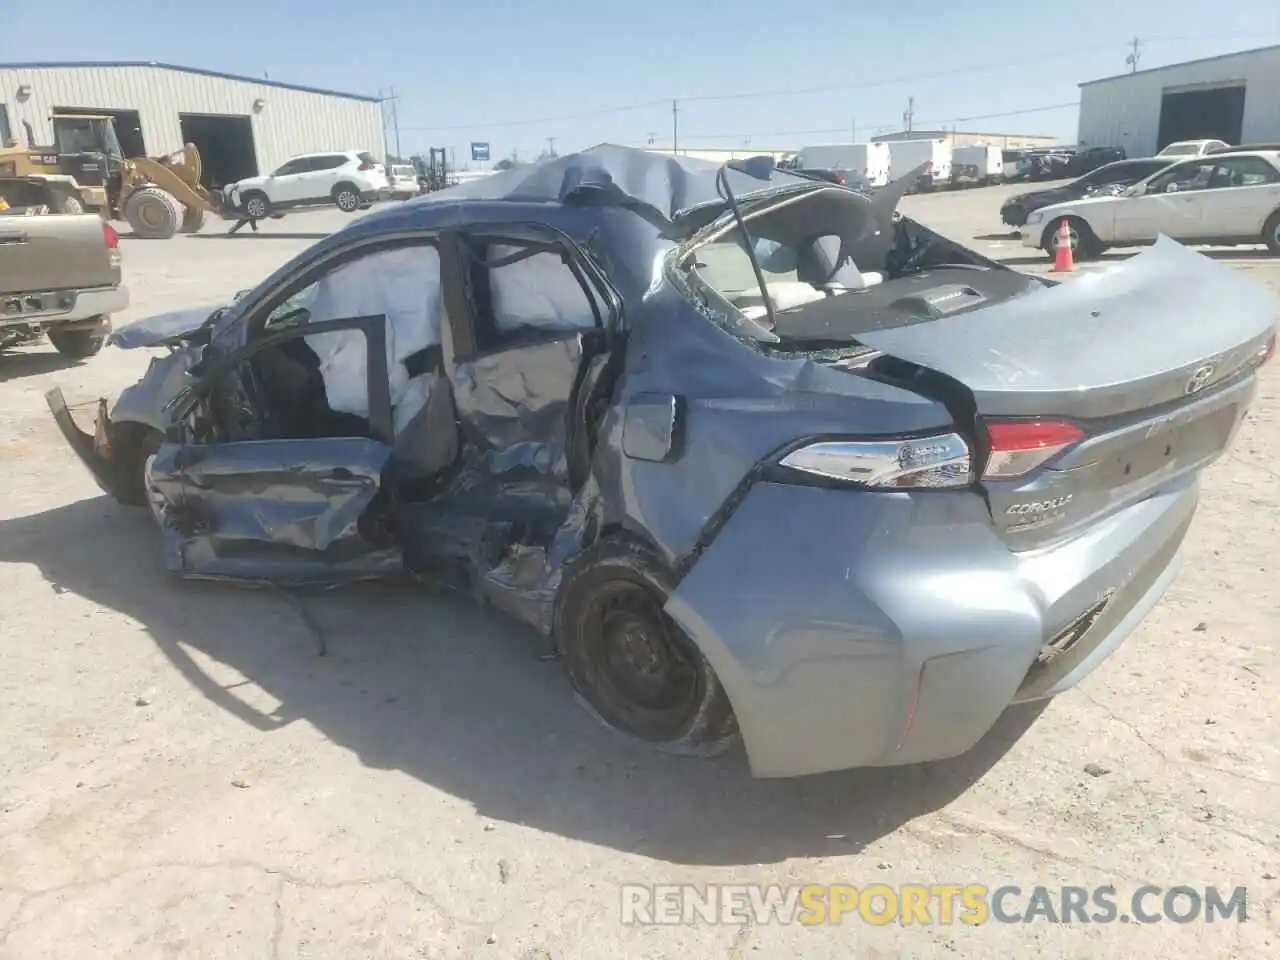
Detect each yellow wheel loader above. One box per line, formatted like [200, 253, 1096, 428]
[0, 115, 237, 238]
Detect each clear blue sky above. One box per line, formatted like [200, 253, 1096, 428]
[4, 0, 1279, 164]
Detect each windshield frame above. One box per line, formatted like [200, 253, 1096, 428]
[668, 182, 874, 344]
[675, 181, 844, 254]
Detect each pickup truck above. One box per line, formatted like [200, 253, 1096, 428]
[0, 211, 128, 358]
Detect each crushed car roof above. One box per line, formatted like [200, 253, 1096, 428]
[372, 143, 816, 229]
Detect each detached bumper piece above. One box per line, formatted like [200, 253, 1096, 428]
[45, 387, 124, 499]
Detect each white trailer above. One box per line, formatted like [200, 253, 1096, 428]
[791, 142, 891, 186]
[951, 145, 1004, 186]
[884, 139, 952, 190]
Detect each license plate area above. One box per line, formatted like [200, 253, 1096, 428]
[1090, 404, 1238, 489]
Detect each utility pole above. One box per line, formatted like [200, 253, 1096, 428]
[1125, 37, 1143, 73]
[903, 97, 914, 135]
[379, 88, 402, 161]
[546, 136, 556, 157]
[671, 99, 679, 155]
[851, 116, 857, 144]
[390, 86, 402, 160]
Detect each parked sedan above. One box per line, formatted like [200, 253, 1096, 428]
[1022, 149, 1280, 258]
[46, 146, 1278, 778]
[1000, 158, 1173, 227]
[1157, 139, 1231, 158]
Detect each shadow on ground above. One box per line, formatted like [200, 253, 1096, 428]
[186, 232, 331, 241]
[117, 231, 330, 242]
[0, 496, 1046, 866]
[0, 348, 79, 383]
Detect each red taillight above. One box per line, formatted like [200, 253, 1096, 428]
[358, 161, 375, 171]
[102, 222, 119, 249]
[983, 419, 1084, 480]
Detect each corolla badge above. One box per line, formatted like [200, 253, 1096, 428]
[1184, 363, 1217, 395]
[1006, 494, 1073, 516]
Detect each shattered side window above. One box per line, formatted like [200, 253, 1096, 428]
[485, 244, 598, 337]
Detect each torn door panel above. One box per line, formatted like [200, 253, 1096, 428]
[147, 438, 402, 584]
[450, 336, 584, 478]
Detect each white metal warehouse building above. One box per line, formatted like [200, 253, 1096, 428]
[1077, 45, 1280, 158]
[0, 61, 384, 187]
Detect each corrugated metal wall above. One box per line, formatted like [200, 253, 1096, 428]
[1077, 49, 1280, 156]
[0, 64, 384, 173]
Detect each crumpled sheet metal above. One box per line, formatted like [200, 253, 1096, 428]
[148, 438, 401, 583]
[108, 304, 223, 349]
[399, 332, 587, 630]
[400, 143, 813, 227]
[449, 336, 584, 479]
[584, 295, 954, 567]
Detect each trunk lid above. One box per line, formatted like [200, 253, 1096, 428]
[0, 213, 117, 295]
[857, 238, 1278, 547]
[857, 237, 1277, 420]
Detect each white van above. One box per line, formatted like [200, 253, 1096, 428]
[951, 145, 1003, 186]
[884, 139, 952, 190]
[791, 142, 891, 187]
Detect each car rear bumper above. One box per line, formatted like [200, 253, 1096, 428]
[44, 387, 127, 499]
[0, 284, 128, 330]
[666, 477, 1197, 778]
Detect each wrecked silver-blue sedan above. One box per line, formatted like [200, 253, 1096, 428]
[47, 144, 1278, 777]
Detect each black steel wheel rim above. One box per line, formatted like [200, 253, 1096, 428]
[578, 579, 701, 739]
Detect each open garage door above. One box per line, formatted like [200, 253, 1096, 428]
[179, 113, 258, 189]
[1157, 84, 1246, 150]
[52, 106, 145, 157]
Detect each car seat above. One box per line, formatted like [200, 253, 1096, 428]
[796, 234, 884, 294]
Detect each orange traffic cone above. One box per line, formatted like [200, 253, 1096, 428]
[1051, 219, 1075, 273]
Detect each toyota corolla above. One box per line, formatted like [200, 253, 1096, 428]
[47, 145, 1279, 777]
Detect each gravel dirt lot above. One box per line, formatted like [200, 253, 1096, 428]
[1, 185, 1277, 959]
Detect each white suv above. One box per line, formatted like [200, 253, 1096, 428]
[228, 151, 389, 218]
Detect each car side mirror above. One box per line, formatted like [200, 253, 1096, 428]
[1163, 183, 1179, 194]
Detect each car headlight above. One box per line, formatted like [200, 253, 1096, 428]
[778, 433, 973, 489]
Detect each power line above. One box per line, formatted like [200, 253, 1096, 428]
[656, 101, 1081, 144]
[398, 98, 666, 133]
[395, 32, 1276, 135]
